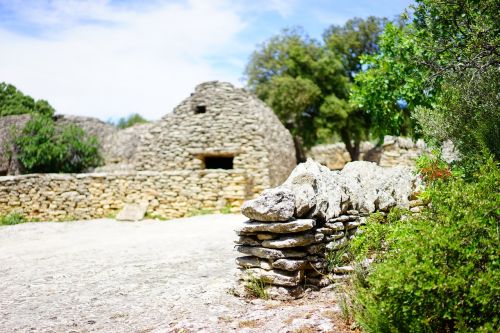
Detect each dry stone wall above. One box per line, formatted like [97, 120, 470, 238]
[234, 159, 426, 299]
[309, 136, 429, 170]
[0, 170, 247, 221]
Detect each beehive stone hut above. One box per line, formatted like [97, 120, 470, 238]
[118, 81, 297, 194]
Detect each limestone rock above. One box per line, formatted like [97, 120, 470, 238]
[239, 268, 304, 287]
[326, 237, 348, 251]
[324, 221, 344, 231]
[272, 259, 308, 271]
[241, 187, 295, 222]
[236, 219, 316, 234]
[256, 234, 276, 240]
[116, 202, 148, 221]
[236, 256, 272, 270]
[324, 231, 345, 241]
[262, 234, 316, 249]
[234, 236, 261, 246]
[264, 285, 304, 300]
[236, 246, 307, 260]
[333, 266, 354, 274]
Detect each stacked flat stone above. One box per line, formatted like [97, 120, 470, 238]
[235, 159, 426, 299]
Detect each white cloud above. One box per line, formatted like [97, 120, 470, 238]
[0, 0, 248, 120]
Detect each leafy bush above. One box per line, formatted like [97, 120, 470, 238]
[350, 157, 500, 332]
[0, 212, 27, 225]
[0, 82, 55, 117]
[15, 114, 102, 173]
[115, 113, 148, 129]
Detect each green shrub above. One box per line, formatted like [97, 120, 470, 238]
[0, 212, 27, 225]
[15, 114, 102, 173]
[350, 157, 500, 332]
[115, 113, 148, 129]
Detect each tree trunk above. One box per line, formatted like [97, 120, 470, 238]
[293, 136, 307, 164]
[340, 129, 361, 161]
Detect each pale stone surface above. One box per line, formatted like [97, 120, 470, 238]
[235, 246, 307, 260]
[236, 219, 316, 234]
[272, 259, 308, 271]
[115, 202, 148, 221]
[262, 234, 316, 249]
[241, 188, 295, 222]
[0, 214, 349, 332]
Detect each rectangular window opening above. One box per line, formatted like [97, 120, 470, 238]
[203, 156, 234, 169]
[195, 105, 206, 114]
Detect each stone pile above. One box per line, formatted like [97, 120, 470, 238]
[235, 159, 426, 299]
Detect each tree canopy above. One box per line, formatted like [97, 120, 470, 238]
[245, 18, 387, 161]
[0, 82, 55, 117]
[351, 0, 499, 162]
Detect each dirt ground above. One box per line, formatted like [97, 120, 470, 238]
[0, 214, 349, 332]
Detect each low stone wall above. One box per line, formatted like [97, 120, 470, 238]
[308, 136, 428, 170]
[0, 170, 249, 221]
[234, 159, 425, 299]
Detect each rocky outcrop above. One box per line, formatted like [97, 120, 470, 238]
[235, 159, 425, 299]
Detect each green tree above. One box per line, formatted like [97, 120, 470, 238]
[351, 22, 431, 138]
[0, 82, 55, 117]
[411, 0, 500, 161]
[351, 0, 499, 160]
[324, 16, 388, 80]
[246, 19, 385, 161]
[115, 113, 148, 129]
[15, 114, 102, 173]
[245, 28, 347, 161]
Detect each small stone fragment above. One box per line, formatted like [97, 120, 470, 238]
[116, 202, 148, 221]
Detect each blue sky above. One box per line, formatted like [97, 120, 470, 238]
[0, 0, 413, 121]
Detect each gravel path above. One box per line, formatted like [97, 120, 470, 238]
[0, 214, 348, 333]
